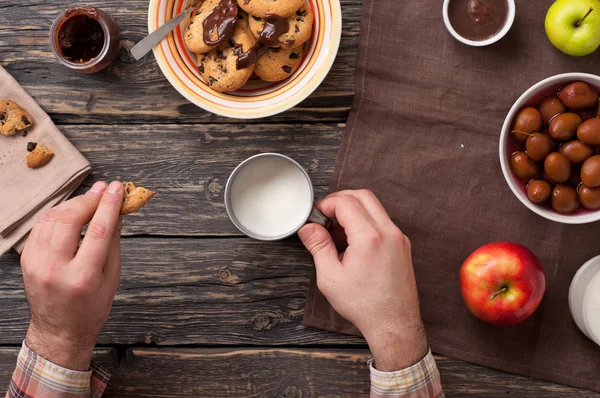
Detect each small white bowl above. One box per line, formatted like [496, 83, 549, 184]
[499, 73, 600, 225]
[442, 0, 515, 47]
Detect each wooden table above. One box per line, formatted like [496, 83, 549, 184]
[1, 1, 599, 396]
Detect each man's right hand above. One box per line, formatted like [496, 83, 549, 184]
[298, 190, 428, 371]
[20, 181, 124, 371]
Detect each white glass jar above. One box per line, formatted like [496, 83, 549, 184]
[569, 255, 600, 345]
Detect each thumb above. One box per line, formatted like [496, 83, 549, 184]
[298, 223, 341, 271]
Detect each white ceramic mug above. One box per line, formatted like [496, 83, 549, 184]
[224, 153, 331, 241]
[569, 255, 600, 346]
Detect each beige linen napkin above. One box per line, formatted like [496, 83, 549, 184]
[0, 65, 90, 255]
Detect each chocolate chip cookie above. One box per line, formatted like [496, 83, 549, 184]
[121, 182, 155, 215]
[197, 25, 255, 92]
[184, 0, 224, 54]
[249, 4, 313, 49]
[0, 100, 34, 136]
[254, 46, 303, 82]
[26, 142, 54, 168]
[237, 0, 305, 18]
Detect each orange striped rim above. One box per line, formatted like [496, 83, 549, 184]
[156, 0, 329, 105]
[169, 0, 324, 99]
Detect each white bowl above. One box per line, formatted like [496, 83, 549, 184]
[148, 0, 342, 119]
[499, 73, 600, 225]
[442, 0, 515, 47]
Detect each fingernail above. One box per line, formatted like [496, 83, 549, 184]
[90, 181, 107, 193]
[108, 181, 122, 193]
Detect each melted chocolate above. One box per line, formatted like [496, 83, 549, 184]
[259, 14, 289, 46]
[234, 14, 290, 70]
[58, 13, 104, 63]
[234, 42, 268, 69]
[202, 0, 239, 45]
[448, 0, 508, 41]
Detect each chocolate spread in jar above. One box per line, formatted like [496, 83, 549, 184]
[234, 14, 289, 70]
[58, 8, 105, 63]
[202, 0, 239, 45]
[448, 0, 508, 41]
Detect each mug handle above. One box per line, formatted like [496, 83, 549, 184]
[307, 207, 333, 230]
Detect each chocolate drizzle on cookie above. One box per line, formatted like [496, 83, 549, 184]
[260, 14, 289, 46]
[234, 14, 290, 70]
[234, 42, 267, 69]
[202, 0, 239, 45]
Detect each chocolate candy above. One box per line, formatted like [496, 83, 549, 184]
[538, 95, 565, 126]
[544, 152, 571, 184]
[549, 113, 582, 141]
[581, 155, 600, 187]
[527, 180, 551, 204]
[559, 82, 599, 110]
[579, 184, 600, 210]
[510, 152, 540, 183]
[512, 108, 542, 143]
[551, 184, 579, 214]
[577, 117, 600, 146]
[559, 140, 594, 165]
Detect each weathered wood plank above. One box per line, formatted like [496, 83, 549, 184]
[107, 348, 600, 397]
[109, 348, 371, 397]
[434, 356, 600, 397]
[0, 347, 596, 396]
[0, 238, 365, 346]
[0, 348, 118, 392]
[0, 0, 361, 124]
[64, 123, 343, 236]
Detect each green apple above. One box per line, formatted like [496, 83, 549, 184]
[545, 0, 600, 56]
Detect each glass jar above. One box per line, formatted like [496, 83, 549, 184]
[49, 6, 120, 73]
[569, 255, 600, 346]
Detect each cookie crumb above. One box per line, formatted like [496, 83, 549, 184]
[26, 143, 53, 168]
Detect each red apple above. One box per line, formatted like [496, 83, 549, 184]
[460, 242, 546, 326]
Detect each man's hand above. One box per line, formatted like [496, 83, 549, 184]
[20, 181, 124, 371]
[299, 190, 428, 371]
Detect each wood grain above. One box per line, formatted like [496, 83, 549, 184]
[0, 347, 597, 396]
[18, 347, 587, 398]
[0, 238, 365, 346]
[0, 0, 360, 124]
[0, 348, 118, 392]
[60, 123, 343, 236]
[108, 348, 371, 397]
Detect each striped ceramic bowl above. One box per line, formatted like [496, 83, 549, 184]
[148, 0, 342, 119]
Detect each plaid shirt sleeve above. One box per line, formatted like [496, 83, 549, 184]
[369, 349, 444, 398]
[5, 341, 110, 398]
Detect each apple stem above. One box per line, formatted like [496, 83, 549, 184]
[577, 7, 594, 27]
[490, 286, 508, 301]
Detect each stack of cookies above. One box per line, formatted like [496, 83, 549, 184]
[184, 0, 314, 93]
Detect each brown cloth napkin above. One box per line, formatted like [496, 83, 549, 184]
[303, 0, 600, 392]
[0, 65, 90, 255]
